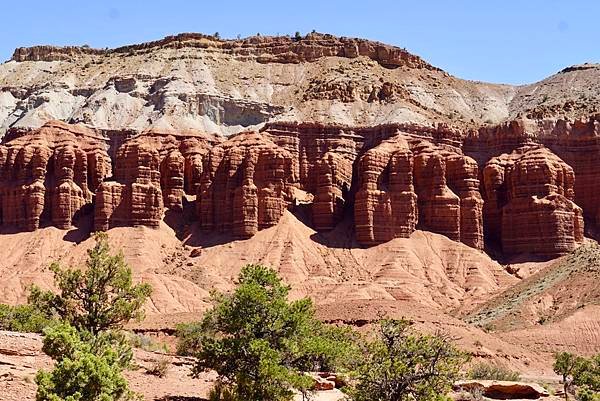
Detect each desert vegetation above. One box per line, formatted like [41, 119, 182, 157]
[178, 264, 468, 401]
[30, 232, 152, 401]
[467, 362, 521, 381]
[554, 352, 600, 401]
[5, 249, 597, 401]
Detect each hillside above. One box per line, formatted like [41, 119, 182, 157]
[466, 242, 600, 328]
[0, 33, 515, 135]
[0, 32, 599, 383]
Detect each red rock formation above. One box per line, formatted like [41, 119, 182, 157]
[544, 117, 600, 225]
[264, 123, 364, 231]
[482, 147, 583, 256]
[95, 141, 163, 230]
[413, 149, 461, 243]
[0, 121, 109, 230]
[0, 118, 595, 258]
[312, 152, 353, 230]
[160, 150, 185, 211]
[0, 144, 50, 230]
[355, 137, 417, 245]
[197, 132, 295, 238]
[51, 145, 91, 229]
[445, 154, 484, 249]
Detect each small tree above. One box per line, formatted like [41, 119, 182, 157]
[348, 319, 468, 401]
[35, 323, 138, 401]
[294, 31, 302, 41]
[30, 232, 152, 335]
[571, 354, 600, 401]
[214, 32, 221, 40]
[189, 264, 355, 401]
[554, 352, 586, 400]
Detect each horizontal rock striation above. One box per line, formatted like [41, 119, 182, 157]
[354, 137, 417, 245]
[0, 121, 109, 230]
[94, 131, 216, 230]
[482, 147, 583, 256]
[197, 132, 295, 238]
[12, 32, 438, 70]
[94, 140, 164, 230]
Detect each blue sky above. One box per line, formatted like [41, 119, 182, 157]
[1, 0, 598, 85]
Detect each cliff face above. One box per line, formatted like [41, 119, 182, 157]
[0, 121, 109, 230]
[11, 33, 437, 70]
[1, 116, 597, 258]
[0, 32, 516, 137]
[3, 33, 600, 259]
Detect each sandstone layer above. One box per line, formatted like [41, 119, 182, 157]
[0, 116, 596, 258]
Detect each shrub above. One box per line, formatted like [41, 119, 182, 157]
[468, 362, 521, 381]
[348, 319, 468, 401]
[35, 323, 138, 401]
[0, 303, 54, 333]
[175, 321, 204, 356]
[208, 381, 237, 401]
[146, 357, 170, 378]
[128, 333, 168, 353]
[189, 264, 355, 401]
[29, 232, 152, 334]
[577, 386, 600, 401]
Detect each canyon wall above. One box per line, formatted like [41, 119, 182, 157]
[1, 116, 599, 257]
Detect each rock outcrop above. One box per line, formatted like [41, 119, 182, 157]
[0, 121, 109, 230]
[160, 150, 186, 211]
[95, 140, 163, 230]
[454, 380, 549, 399]
[0, 117, 597, 258]
[312, 152, 353, 231]
[197, 132, 295, 238]
[95, 132, 216, 230]
[482, 147, 583, 256]
[12, 32, 438, 71]
[354, 138, 417, 245]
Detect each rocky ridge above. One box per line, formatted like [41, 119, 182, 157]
[11, 32, 438, 70]
[0, 32, 517, 136]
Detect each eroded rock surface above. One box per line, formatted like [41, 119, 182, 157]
[0, 117, 599, 257]
[197, 132, 295, 238]
[483, 147, 583, 256]
[454, 380, 549, 399]
[0, 121, 109, 230]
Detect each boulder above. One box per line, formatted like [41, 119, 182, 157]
[454, 380, 549, 399]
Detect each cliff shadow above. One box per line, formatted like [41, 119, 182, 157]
[63, 204, 94, 243]
[163, 197, 201, 242]
[308, 212, 362, 249]
[181, 223, 238, 248]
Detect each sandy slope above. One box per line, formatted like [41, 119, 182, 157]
[0, 211, 515, 316]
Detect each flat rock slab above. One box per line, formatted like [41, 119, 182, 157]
[455, 379, 549, 399]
